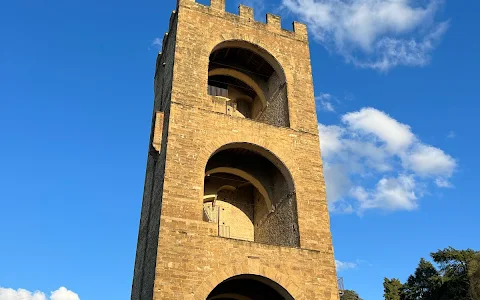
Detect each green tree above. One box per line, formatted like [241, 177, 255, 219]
[341, 290, 362, 300]
[431, 247, 477, 300]
[469, 253, 480, 300]
[384, 278, 403, 300]
[401, 258, 441, 300]
[392, 247, 479, 300]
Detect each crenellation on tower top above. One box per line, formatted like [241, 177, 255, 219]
[176, 0, 194, 6]
[238, 5, 254, 21]
[176, 0, 308, 41]
[293, 21, 308, 39]
[266, 13, 282, 30]
[210, 0, 226, 11]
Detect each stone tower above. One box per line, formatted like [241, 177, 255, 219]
[131, 0, 340, 299]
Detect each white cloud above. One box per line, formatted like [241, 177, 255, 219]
[323, 163, 352, 212]
[151, 38, 162, 49]
[319, 107, 457, 213]
[282, 0, 448, 70]
[403, 144, 456, 177]
[316, 93, 336, 112]
[335, 260, 358, 271]
[50, 288, 79, 300]
[435, 177, 453, 188]
[342, 107, 415, 153]
[319, 124, 344, 157]
[320, 100, 335, 112]
[0, 288, 46, 300]
[0, 287, 79, 300]
[352, 175, 418, 211]
[447, 131, 456, 139]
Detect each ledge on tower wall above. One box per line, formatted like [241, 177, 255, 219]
[176, 0, 308, 42]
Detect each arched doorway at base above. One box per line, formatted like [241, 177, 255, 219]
[207, 274, 294, 300]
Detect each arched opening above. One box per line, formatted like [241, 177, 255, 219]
[208, 41, 290, 127]
[203, 143, 299, 247]
[207, 274, 294, 300]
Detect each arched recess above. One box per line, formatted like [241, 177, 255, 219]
[207, 274, 294, 300]
[206, 167, 272, 211]
[207, 40, 290, 127]
[211, 40, 287, 81]
[203, 143, 300, 247]
[208, 68, 267, 108]
[191, 265, 307, 300]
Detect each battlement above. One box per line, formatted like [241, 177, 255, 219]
[176, 0, 308, 41]
[155, 10, 178, 72]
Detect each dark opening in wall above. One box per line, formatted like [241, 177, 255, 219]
[208, 41, 290, 127]
[207, 274, 294, 300]
[203, 143, 299, 247]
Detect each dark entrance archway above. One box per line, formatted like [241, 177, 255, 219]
[207, 274, 294, 300]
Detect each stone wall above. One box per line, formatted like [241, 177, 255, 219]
[254, 170, 299, 247]
[131, 12, 176, 296]
[257, 72, 289, 127]
[154, 219, 337, 299]
[131, 153, 155, 300]
[132, 101, 172, 300]
[217, 185, 255, 241]
[154, 11, 178, 112]
[172, 0, 319, 134]
[203, 176, 256, 241]
[255, 194, 299, 247]
[145, 102, 338, 299]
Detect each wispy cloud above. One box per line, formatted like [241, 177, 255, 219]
[320, 107, 457, 213]
[151, 37, 162, 50]
[282, 0, 448, 71]
[447, 131, 456, 139]
[237, 0, 267, 20]
[335, 259, 358, 271]
[435, 177, 454, 188]
[316, 93, 336, 112]
[0, 287, 79, 300]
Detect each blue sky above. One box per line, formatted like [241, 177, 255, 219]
[0, 0, 478, 299]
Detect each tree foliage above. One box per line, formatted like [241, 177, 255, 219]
[402, 258, 442, 300]
[383, 278, 403, 300]
[469, 253, 480, 300]
[431, 247, 477, 300]
[383, 247, 479, 300]
[341, 290, 362, 300]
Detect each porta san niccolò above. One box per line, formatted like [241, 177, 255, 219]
[131, 0, 340, 299]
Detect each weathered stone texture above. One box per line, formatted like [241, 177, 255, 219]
[255, 194, 299, 247]
[131, 0, 340, 299]
[257, 73, 289, 127]
[154, 11, 178, 112]
[172, 0, 317, 134]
